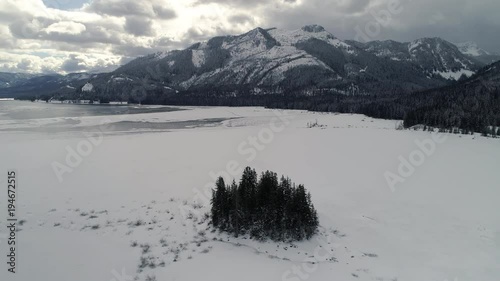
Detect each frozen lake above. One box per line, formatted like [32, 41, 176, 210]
[0, 101, 226, 134]
[0, 101, 183, 120]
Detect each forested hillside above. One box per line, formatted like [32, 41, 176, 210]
[269, 61, 500, 134]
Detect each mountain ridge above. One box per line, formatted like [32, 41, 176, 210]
[1, 25, 497, 101]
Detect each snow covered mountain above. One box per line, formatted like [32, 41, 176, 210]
[349, 38, 480, 80]
[1, 25, 489, 101]
[456, 41, 491, 57]
[0, 72, 37, 89]
[455, 41, 500, 65]
[0, 72, 93, 98]
[112, 26, 353, 93]
[82, 26, 482, 101]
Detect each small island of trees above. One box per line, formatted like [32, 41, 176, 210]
[211, 167, 319, 242]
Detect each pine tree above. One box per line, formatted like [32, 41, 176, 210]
[210, 167, 318, 242]
[229, 180, 241, 236]
[239, 167, 257, 225]
[211, 177, 227, 229]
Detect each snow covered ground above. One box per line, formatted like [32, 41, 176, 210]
[0, 105, 498, 281]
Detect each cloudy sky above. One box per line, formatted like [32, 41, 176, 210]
[1, 0, 499, 74]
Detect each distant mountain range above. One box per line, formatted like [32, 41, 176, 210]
[0, 72, 92, 98]
[1, 25, 498, 101]
[0, 73, 37, 89]
[455, 41, 500, 64]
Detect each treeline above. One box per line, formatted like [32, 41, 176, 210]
[401, 81, 500, 134]
[23, 85, 499, 135]
[267, 85, 500, 134]
[211, 167, 319, 242]
[19, 84, 500, 135]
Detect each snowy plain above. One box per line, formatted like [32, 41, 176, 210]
[0, 103, 498, 281]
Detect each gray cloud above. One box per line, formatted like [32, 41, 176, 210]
[125, 17, 155, 37]
[16, 59, 34, 71]
[8, 15, 124, 46]
[112, 44, 161, 57]
[153, 5, 177, 20]
[368, 0, 500, 51]
[252, 0, 500, 53]
[62, 54, 120, 73]
[339, 0, 371, 14]
[9, 17, 57, 40]
[86, 0, 154, 17]
[86, 0, 177, 20]
[195, 0, 268, 8]
[195, 0, 299, 7]
[228, 14, 255, 25]
[2, 0, 500, 75]
[61, 54, 87, 72]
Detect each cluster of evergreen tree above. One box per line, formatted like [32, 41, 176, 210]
[211, 167, 319, 241]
